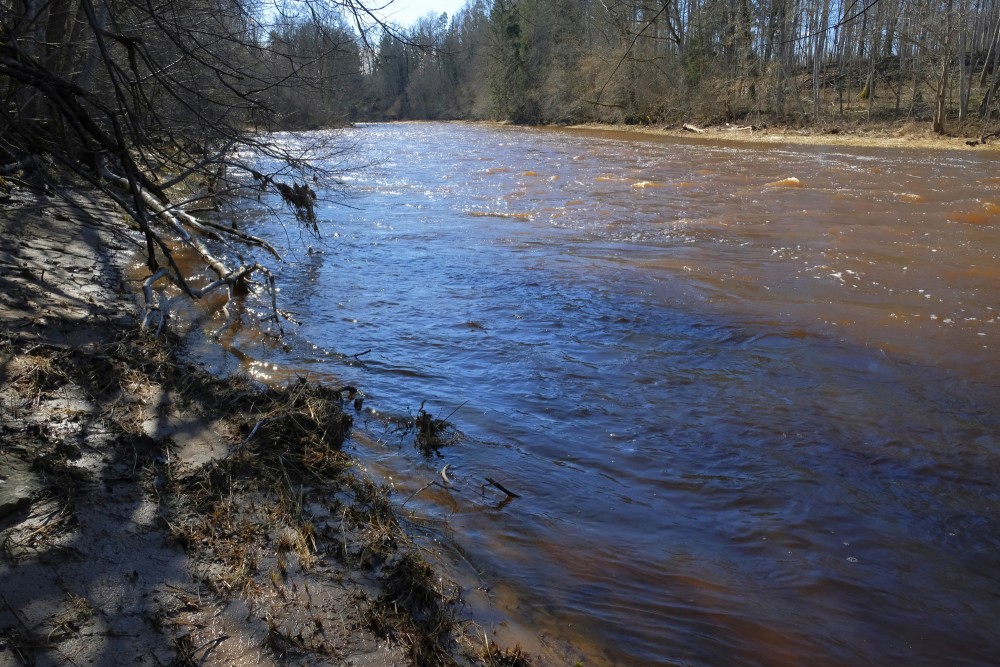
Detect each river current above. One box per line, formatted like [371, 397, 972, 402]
[206, 123, 1000, 666]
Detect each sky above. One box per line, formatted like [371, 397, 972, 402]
[373, 0, 471, 29]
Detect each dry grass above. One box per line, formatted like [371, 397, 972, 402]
[2, 315, 534, 667]
[156, 367, 487, 665]
[45, 592, 93, 643]
[367, 550, 462, 666]
[1, 496, 76, 563]
[483, 644, 534, 667]
[7, 352, 64, 395]
[562, 117, 996, 152]
[412, 402, 463, 457]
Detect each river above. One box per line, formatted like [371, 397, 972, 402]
[205, 122, 1000, 666]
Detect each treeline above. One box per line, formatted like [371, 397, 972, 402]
[0, 0, 366, 158]
[361, 0, 1000, 133]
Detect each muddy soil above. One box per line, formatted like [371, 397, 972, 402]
[0, 186, 528, 667]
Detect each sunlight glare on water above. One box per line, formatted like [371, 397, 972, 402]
[214, 123, 1000, 666]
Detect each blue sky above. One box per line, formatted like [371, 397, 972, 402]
[374, 0, 470, 28]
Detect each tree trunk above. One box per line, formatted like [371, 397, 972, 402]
[979, 16, 1000, 87]
[933, 0, 955, 134]
[959, 30, 970, 122]
[933, 57, 950, 133]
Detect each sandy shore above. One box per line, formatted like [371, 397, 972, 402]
[0, 187, 523, 666]
[560, 120, 1000, 152]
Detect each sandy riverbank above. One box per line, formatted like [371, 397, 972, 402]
[559, 120, 1000, 152]
[0, 186, 527, 666]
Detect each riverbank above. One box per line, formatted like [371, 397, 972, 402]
[561, 119, 1000, 152]
[0, 186, 528, 666]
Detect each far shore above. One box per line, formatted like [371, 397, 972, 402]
[551, 120, 1000, 152]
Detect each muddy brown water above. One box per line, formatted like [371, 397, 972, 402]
[188, 123, 1000, 666]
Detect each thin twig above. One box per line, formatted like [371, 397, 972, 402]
[0, 591, 32, 634]
[439, 401, 468, 426]
[484, 478, 520, 499]
[402, 480, 445, 506]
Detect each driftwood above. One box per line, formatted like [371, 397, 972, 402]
[0, 155, 38, 175]
[682, 123, 705, 134]
[100, 166, 285, 332]
[966, 130, 1000, 146]
[484, 477, 520, 498]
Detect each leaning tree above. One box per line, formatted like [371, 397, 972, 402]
[0, 0, 391, 329]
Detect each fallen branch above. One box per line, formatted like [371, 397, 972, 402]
[966, 130, 1000, 146]
[401, 480, 446, 506]
[483, 477, 520, 499]
[101, 165, 237, 280]
[101, 165, 289, 333]
[0, 155, 38, 175]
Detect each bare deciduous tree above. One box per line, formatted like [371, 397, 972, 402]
[0, 0, 383, 330]
[360, 0, 1000, 135]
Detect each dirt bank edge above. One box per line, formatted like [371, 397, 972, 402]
[557, 120, 1000, 152]
[0, 185, 530, 667]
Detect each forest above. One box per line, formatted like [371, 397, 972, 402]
[5, 0, 1000, 156]
[365, 0, 1000, 134]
